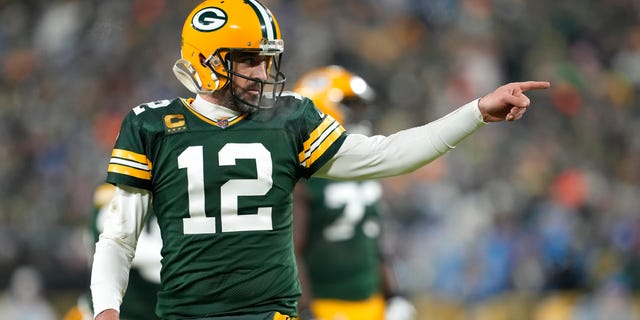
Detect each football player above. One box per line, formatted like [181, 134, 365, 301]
[90, 1, 549, 319]
[63, 183, 162, 320]
[292, 66, 416, 320]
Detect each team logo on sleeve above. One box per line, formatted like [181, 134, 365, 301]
[192, 7, 227, 32]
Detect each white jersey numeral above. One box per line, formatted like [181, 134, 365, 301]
[323, 181, 381, 241]
[133, 99, 171, 115]
[178, 143, 273, 235]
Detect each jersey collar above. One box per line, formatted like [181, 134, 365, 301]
[183, 95, 247, 128]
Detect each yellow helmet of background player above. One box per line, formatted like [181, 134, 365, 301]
[173, 0, 285, 108]
[293, 65, 375, 125]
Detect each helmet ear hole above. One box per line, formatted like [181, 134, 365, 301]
[208, 55, 223, 68]
[199, 52, 226, 90]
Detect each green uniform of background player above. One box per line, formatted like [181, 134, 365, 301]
[89, 1, 550, 320]
[293, 66, 416, 320]
[298, 178, 384, 300]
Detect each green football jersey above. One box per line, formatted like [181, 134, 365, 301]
[105, 94, 346, 319]
[301, 178, 384, 300]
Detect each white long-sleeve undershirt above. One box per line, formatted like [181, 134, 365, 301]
[315, 99, 485, 179]
[90, 185, 152, 316]
[90, 96, 486, 316]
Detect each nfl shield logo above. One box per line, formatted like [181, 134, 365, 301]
[218, 119, 229, 128]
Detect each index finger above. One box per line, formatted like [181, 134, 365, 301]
[516, 81, 551, 92]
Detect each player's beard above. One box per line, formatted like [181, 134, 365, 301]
[211, 81, 261, 114]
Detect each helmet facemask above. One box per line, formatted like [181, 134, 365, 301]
[205, 49, 286, 112]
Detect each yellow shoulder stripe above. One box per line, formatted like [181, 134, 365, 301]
[111, 149, 152, 169]
[108, 164, 152, 180]
[298, 115, 345, 168]
[108, 149, 152, 180]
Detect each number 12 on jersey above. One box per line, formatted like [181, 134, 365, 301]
[178, 143, 274, 235]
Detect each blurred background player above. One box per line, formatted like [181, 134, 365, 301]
[293, 66, 417, 320]
[63, 183, 162, 320]
[0, 265, 57, 320]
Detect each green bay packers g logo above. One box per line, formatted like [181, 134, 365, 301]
[192, 7, 227, 32]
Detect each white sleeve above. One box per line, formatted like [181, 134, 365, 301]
[90, 185, 152, 316]
[314, 99, 486, 180]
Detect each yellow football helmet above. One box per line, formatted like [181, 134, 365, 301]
[173, 0, 285, 108]
[293, 65, 375, 125]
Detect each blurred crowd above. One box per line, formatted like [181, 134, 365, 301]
[1, 0, 639, 318]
